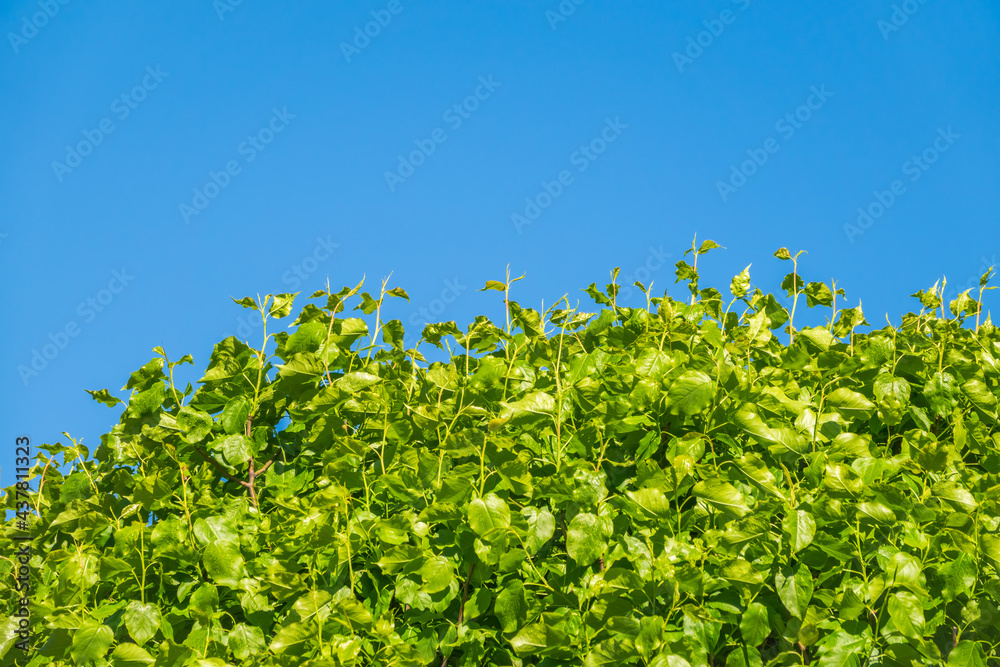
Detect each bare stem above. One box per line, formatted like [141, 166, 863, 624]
[440, 563, 476, 667]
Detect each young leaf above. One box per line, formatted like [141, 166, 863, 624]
[730, 264, 752, 299]
[232, 296, 259, 310]
[85, 389, 123, 407]
[269, 292, 298, 318]
[698, 239, 723, 254]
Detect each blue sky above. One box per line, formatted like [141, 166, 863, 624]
[1, 1, 998, 489]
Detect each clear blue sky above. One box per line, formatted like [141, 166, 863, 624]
[2, 1, 998, 488]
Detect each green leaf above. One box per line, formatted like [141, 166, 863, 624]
[739, 602, 770, 646]
[221, 396, 252, 434]
[773, 247, 792, 260]
[232, 296, 259, 310]
[698, 239, 723, 254]
[949, 641, 988, 667]
[884, 552, 922, 593]
[199, 337, 254, 383]
[211, 434, 252, 467]
[730, 265, 752, 299]
[734, 454, 784, 500]
[420, 556, 455, 594]
[71, 623, 114, 663]
[292, 590, 332, 621]
[775, 565, 813, 618]
[495, 580, 528, 633]
[468, 493, 511, 537]
[823, 464, 863, 495]
[982, 534, 1000, 566]
[932, 481, 978, 511]
[385, 286, 409, 300]
[524, 506, 556, 553]
[480, 280, 506, 292]
[804, 281, 834, 307]
[188, 583, 219, 625]
[665, 370, 714, 418]
[269, 292, 298, 318]
[203, 543, 246, 587]
[798, 326, 834, 351]
[377, 546, 424, 574]
[924, 371, 959, 418]
[382, 319, 405, 349]
[177, 406, 213, 443]
[962, 378, 998, 411]
[692, 479, 751, 517]
[86, 388, 123, 407]
[856, 501, 895, 525]
[333, 598, 373, 630]
[980, 266, 996, 287]
[887, 591, 925, 639]
[229, 623, 266, 661]
[814, 631, 867, 667]
[269, 621, 312, 655]
[781, 273, 803, 296]
[950, 289, 977, 318]
[782, 510, 816, 554]
[567, 512, 607, 564]
[334, 371, 381, 393]
[193, 515, 239, 547]
[123, 601, 161, 646]
[627, 487, 671, 519]
[825, 387, 875, 416]
[940, 553, 978, 601]
[499, 391, 556, 423]
[110, 643, 155, 666]
[510, 622, 567, 656]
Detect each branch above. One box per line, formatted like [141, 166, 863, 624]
[256, 456, 277, 476]
[248, 456, 258, 508]
[441, 563, 475, 667]
[196, 447, 249, 488]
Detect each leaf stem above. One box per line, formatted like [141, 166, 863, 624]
[440, 563, 475, 667]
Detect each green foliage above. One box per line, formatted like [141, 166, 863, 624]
[4, 249, 1000, 666]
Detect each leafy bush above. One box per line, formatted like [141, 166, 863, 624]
[3, 243, 1000, 666]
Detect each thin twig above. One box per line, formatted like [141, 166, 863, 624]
[35, 459, 51, 513]
[440, 563, 476, 667]
[196, 447, 249, 487]
[248, 457, 258, 508]
[256, 456, 277, 476]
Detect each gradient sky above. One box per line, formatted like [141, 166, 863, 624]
[2, 1, 998, 489]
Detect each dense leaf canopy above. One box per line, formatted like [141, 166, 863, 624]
[3, 244, 1000, 666]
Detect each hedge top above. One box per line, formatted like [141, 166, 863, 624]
[3, 241, 1000, 667]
